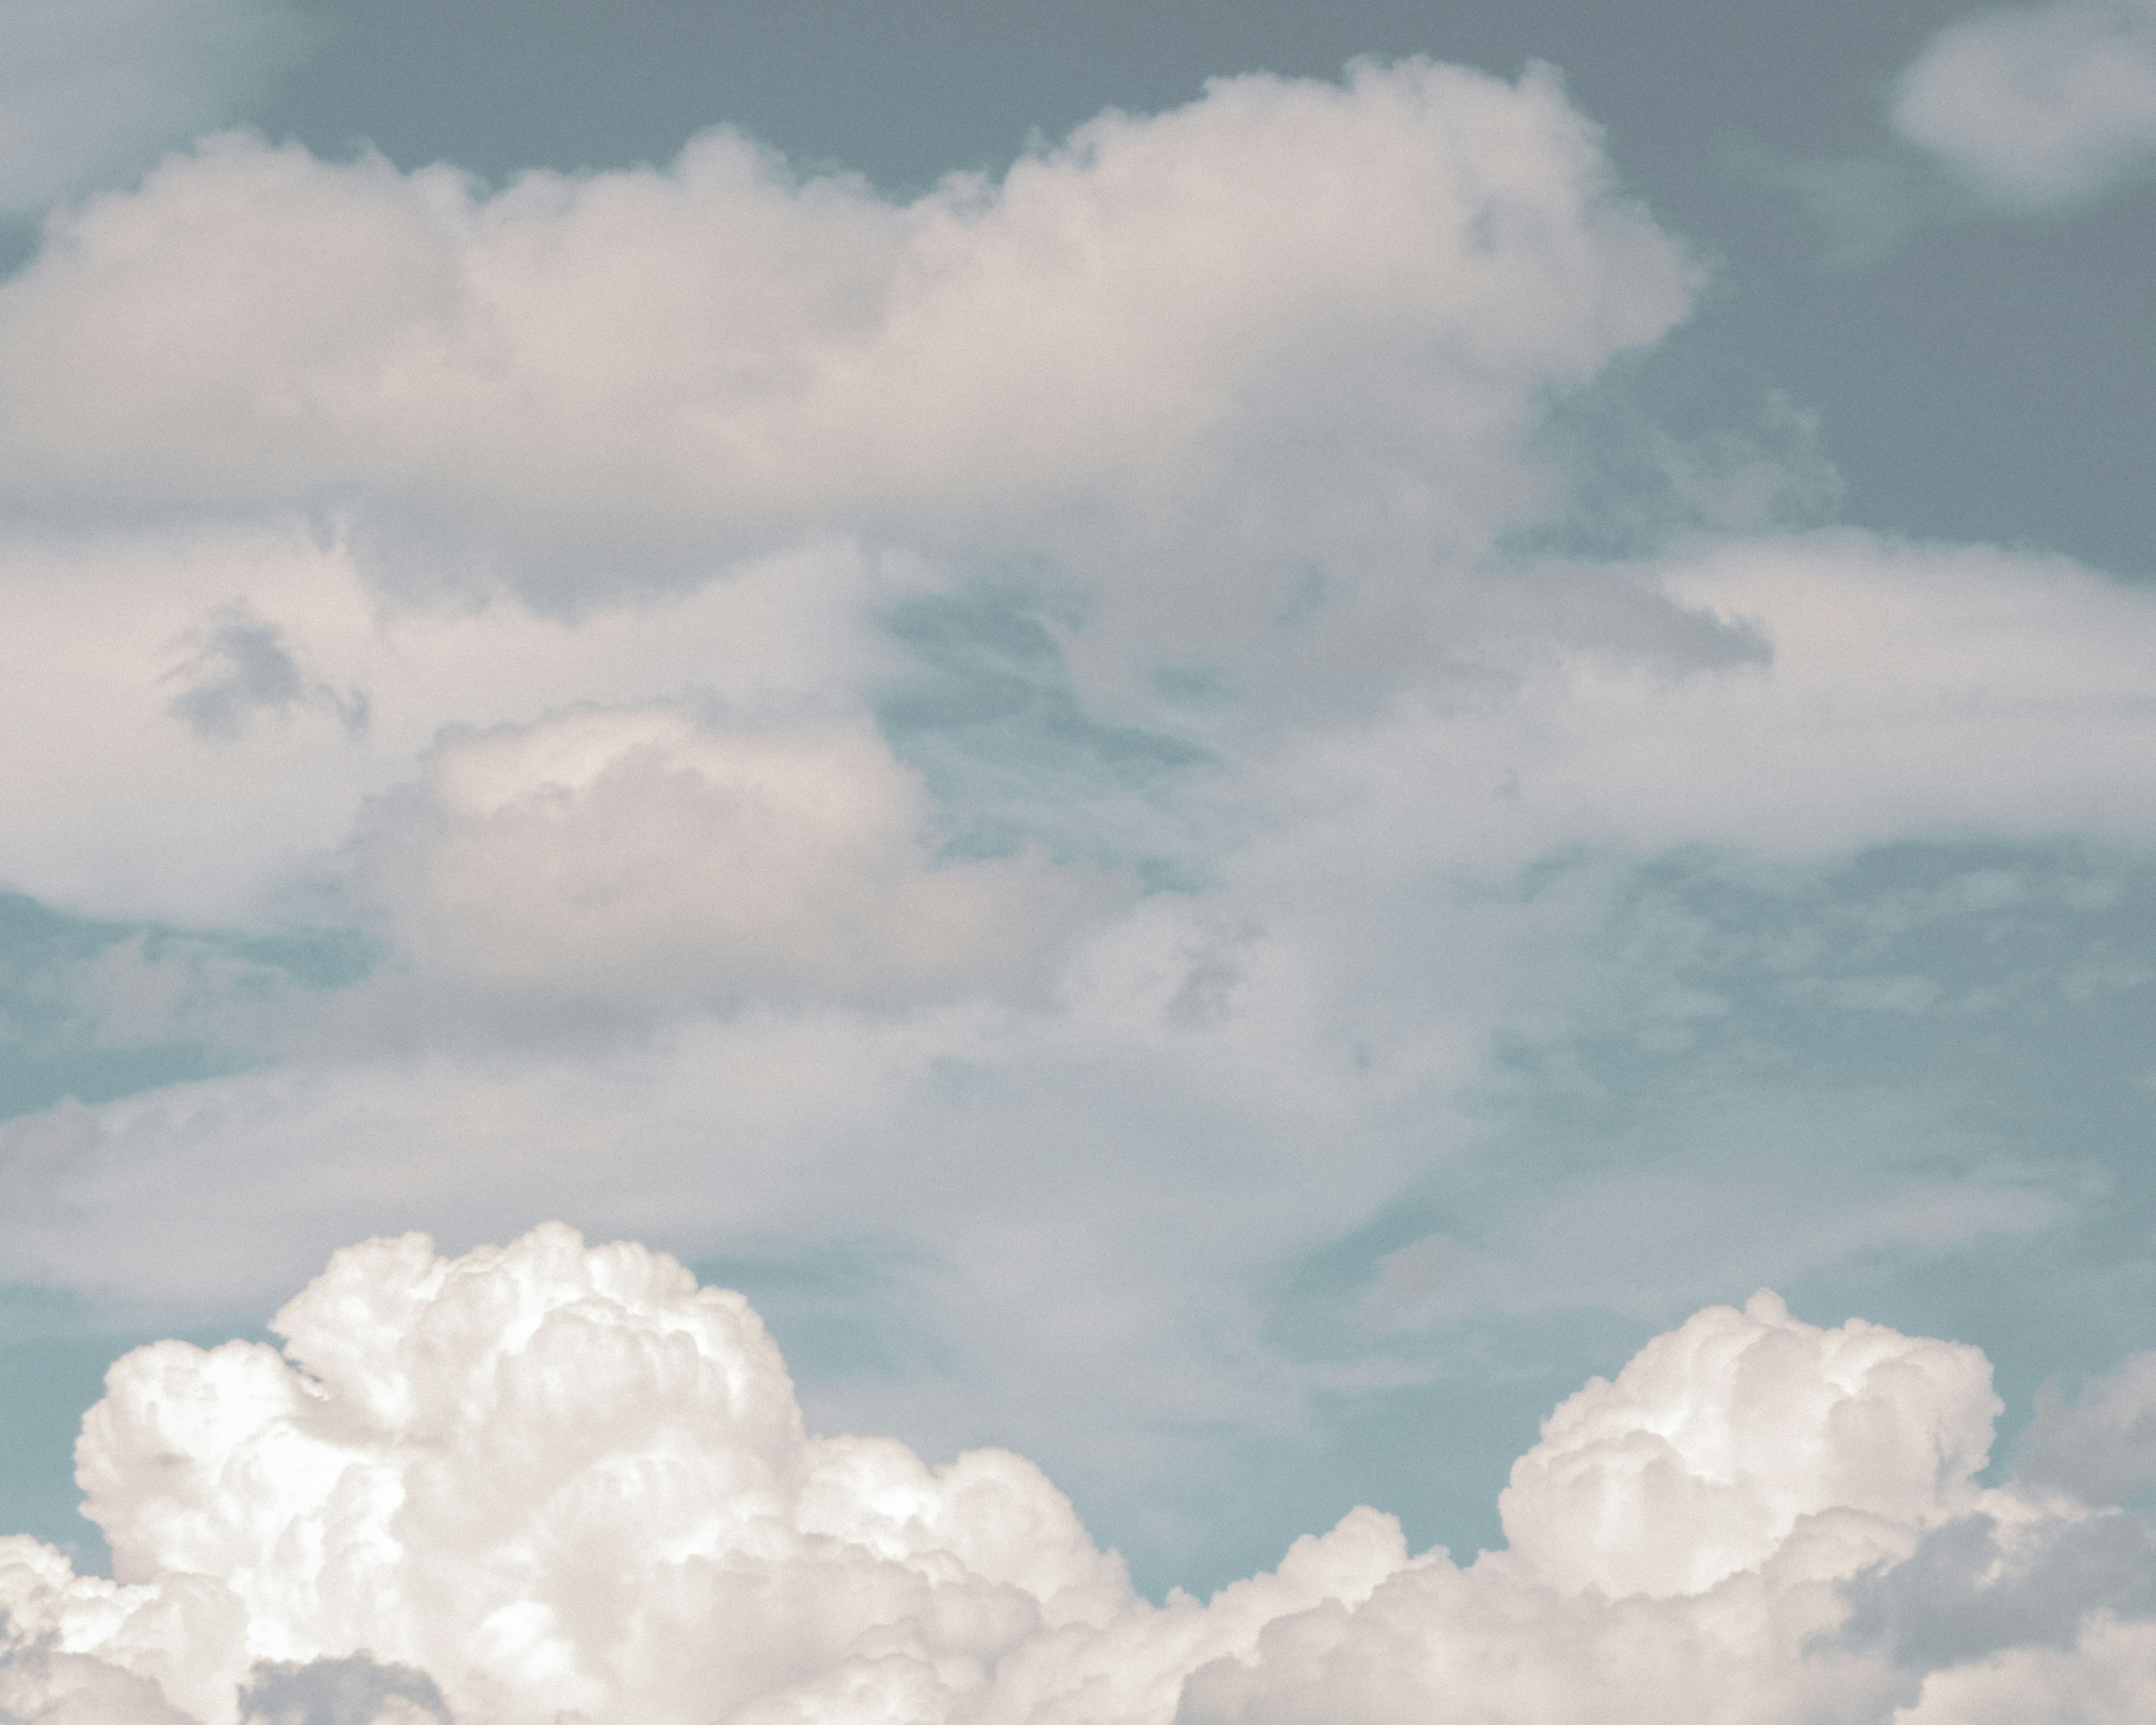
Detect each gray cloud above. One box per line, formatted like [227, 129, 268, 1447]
[238, 1653, 451, 1725]
[1838, 1510, 2156, 1669]
[2020, 1351, 2156, 1504]
[163, 600, 367, 742]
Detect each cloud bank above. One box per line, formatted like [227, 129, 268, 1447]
[3, 1226, 2154, 1724]
[0, 61, 1687, 534]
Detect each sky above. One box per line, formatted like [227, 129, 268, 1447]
[5, 1, 2156, 1721]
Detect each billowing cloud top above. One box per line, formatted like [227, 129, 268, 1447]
[2, 1225, 2151, 1724]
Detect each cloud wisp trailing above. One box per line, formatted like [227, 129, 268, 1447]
[4, 1225, 2156, 1724]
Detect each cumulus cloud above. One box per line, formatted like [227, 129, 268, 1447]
[1894, 0, 2156, 207]
[3, 1227, 2154, 1724]
[6, 51, 2156, 1687]
[0, 58, 1694, 686]
[1497, 1290, 1998, 1598]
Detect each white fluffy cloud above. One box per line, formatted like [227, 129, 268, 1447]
[1894, 0, 2156, 207]
[0, 60, 1687, 522]
[2, 1226, 2150, 1724]
[7, 53, 2156, 1709]
[0, 57, 1694, 679]
[1497, 1290, 1997, 1599]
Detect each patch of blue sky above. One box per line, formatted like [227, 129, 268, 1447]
[0, 891, 376, 1125]
[1501, 360, 1848, 565]
[876, 585, 1214, 889]
[689, 1238, 955, 1389]
[0, 896, 375, 1569]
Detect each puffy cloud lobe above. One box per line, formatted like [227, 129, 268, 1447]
[1893, 0, 2156, 207]
[1499, 1290, 1998, 1598]
[4, 1226, 1135, 1724]
[7, 1226, 2156, 1724]
[372, 706, 1102, 1014]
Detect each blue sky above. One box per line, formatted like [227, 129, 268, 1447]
[6, 3, 2156, 1719]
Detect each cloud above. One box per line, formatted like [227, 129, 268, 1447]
[2019, 1349, 2156, 1503]
[1893, 0, 2156, 208]
[165, 600, 368, 742]
[0, 524, 894, 922]
[4, 1226, 2153, 1723]
[360, 704, 1109, 1019]
[0, 58, 1696, 669]
[237, 1653, 449, 1725]
[0, 0, 302, 218]
[1, 1225, 1141, 1723]
[1277, 532, 2156, 878]
[4, 49, 2155, 1657]
[1498, 1290, 1997, 1599]
[2, 530, 2153, 1562]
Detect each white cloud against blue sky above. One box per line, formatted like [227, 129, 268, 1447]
[2, 4, 2156, 1721]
